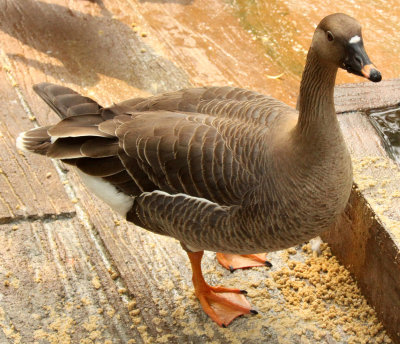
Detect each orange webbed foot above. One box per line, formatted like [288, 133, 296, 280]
[188, 251, 258, 327]
[216, 253, 272, 272]
[195, 284, 255, 327]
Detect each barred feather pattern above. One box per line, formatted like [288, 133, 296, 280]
[17, 77, 352, 254]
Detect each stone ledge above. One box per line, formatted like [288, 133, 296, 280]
[329, 81, 400, 343]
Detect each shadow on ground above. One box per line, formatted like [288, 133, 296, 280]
[0, 0, 190, 93]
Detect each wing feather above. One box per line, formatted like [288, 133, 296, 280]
[48, 114, 113, 138]
[34, 85, 290, 208]
[114, 86, 292, 127]
[113, 111, 260, 205]
[80, 138, 119, 158]
[47, 137, 88, 159]
[75, 156, 125, 177]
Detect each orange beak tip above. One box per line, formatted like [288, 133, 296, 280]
[362, 64, 382, 82]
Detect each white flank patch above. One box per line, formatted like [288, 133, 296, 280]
[77, 170, 133, 217]
[50, 136, 58, 144]
[16, 132, 29, 152]
[349, 35, 361, 44]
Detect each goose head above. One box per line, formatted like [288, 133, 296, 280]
[311, 13, 381, 82]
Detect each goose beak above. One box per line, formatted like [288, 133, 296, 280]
[342, 40, 382, 82]
[361, 64, 382, 82]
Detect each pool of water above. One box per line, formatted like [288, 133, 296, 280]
[367, 106, 400, 164]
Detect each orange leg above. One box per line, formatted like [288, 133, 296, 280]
[216, 252, 272, 272]
[187, 251, 257, 327]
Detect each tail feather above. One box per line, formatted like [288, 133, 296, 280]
[16, 83, 107, 156]
[33, 83, 101, 119]
[16, 126, 52, 155]
[15, 83, 155, 203]
[16, 82, 125, 178]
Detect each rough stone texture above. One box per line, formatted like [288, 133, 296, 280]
[327, 96, 400, 343]
[0, 67, 74, 223]
[323, 189, 400, 344]
[335, 79, 400, 114]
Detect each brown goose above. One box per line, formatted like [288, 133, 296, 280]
[16, 13, 381, 327]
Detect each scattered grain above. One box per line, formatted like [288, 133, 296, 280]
[91, 276, 101, 289]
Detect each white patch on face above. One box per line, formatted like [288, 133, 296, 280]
[349, 35, 361, 44]
[77, 170, 133, 217]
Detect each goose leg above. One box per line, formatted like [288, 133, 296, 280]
[216, 252, 272, 272]
[188, 251, 255, 327]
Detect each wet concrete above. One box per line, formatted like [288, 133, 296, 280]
[231, 0, 400, 89]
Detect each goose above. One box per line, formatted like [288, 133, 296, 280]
[16, 13, 381, 327]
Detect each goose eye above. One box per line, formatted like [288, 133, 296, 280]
[326, 31, 334, 41]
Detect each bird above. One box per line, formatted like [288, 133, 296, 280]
[16, 13, 381, 327]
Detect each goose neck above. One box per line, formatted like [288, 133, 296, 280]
[296, 48, 338, 135]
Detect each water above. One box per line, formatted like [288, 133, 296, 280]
[230, 0, 400, 87]
[367, 106, 400, 164]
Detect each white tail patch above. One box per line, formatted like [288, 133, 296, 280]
[349, 35, 361, 44]
[77, 170, 133, 217]
[16, 132, 29, 152]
